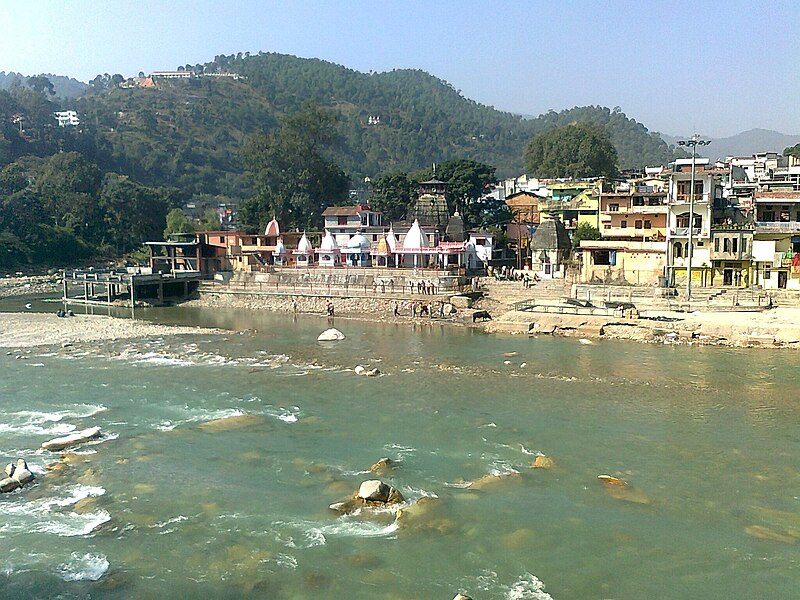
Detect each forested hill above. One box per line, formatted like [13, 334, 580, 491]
[1, 52, 681, 200]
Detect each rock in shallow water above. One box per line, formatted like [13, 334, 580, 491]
[42, 427, 101, 451]
[317, 328, 345, 341]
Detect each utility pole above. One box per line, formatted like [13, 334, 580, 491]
[676, 135, 710, 301]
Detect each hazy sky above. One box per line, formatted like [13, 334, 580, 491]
[3, 0, 798, 137]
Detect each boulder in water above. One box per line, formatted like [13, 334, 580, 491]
[11, 459, 33, 484]
[453, 594, 473, 600]
[532, 455, 554, 469]
[365, 368, 381, 377]
[0, 477, 20, 493]
[358, 480, 391, 502]
[317, 328, 345, 342]
[41, 426, 101, 451]
[369, 457, 394, 474]
[4, 462, 14, 477]
[354, 365, 366, 375]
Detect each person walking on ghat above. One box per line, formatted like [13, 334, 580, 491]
[393, 302, 400, 317]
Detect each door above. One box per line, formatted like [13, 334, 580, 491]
[723, 269, 733, 286]
[778, 271, 788, 289]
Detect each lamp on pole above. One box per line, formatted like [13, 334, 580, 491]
[676, 134, 710, 301]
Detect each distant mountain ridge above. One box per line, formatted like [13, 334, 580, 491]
[0, 71, 88, 98]
[661, 128, 800, 161]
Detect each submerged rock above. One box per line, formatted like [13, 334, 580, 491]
[369, 457, 394, 474]
[317, 328, 345, 342]
[467, 471, 522, 491]
[532, 455, 554, 469]
[598, 474, 651, 504]
[42, 426, 102, 451]
[199, 414, 263, 431]
[745, 525, 799, 544]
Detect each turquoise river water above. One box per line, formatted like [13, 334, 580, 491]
[1, 300, 799, 599]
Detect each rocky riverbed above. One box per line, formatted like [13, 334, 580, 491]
[0, 312, 220, 349]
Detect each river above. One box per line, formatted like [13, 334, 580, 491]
[1, 302, 799, 599]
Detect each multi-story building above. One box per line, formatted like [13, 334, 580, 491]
[579, 176, 669, 284]
[665, 158, 727, 288]
[53, 110, 79, 127]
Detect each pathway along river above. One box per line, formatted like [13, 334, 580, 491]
[1, 301, 799, 599]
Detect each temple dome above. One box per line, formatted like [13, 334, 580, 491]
[264, 218, 280, 237]
[346, 233, 371, 251]
[402, 220, 428, 249]
[385, 227, 398, 252]
[297, 233, 313, 253]
[319, 229, 338, 251]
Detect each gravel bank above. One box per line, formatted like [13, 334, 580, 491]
[0, 312, 219, 349]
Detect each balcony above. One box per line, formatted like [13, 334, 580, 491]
[755, 221, 800, 233]
[671, 193, 710, 205]
[669, 227, 702, 238]
[629, 205, 668, 214]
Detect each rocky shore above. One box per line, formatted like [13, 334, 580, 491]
[0, 312, 219, 349]
[0, 274, 61, 298]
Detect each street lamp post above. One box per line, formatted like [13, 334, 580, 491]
[676, 135, 710, 301]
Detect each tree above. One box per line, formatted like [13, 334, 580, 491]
[197, 209, 220, 231]
[240, 101, 349, 231]
[26, 75, 55, 97]
[784, 143, 800, 159]
[369, 172, 417, 222]
[433, 159, 496, 227]
[163, 208, 194, 239]
[99, 174, 170, 254]
[523, 122, 618, 179]
[571, 222, 601, 249]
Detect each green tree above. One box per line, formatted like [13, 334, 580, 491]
[34, 152, 103, 242]
[571, 222, 601, 249]
[163, 208, 194, 239]
[99, 174, 170, 254]
[369, 172, 417, 221]
[240, 101, 349, 231]
[434, 159, 497, 227]
[784, 143, 800, 159]
[523, 122, 618, 179]
[197, 209, 220, 231]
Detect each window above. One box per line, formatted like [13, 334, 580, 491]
[609, 203, 619, 212]
[715, 238, 720, 252]
[604, 224, 611, 230]
[593, 250, 611, 265]
[732, 238, 738, 254]
[635, 220, 643, 229]
[644, 220, 651, 229]
[338, 216, 348, 226]
[742, 239, 748, 254]
[621, 220, 628, 228]
[674, 242, 683, 258]
[219, 236, 225, 243]
[723, 238, 731, 253]
[763, 211, 775, 221]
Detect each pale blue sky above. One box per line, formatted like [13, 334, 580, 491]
[2, 0, 797, 137]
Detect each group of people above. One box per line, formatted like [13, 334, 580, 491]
[394, 301, 445, 318]
[487, 265, 540, 288]
[56, 308, 75, 318]
[409, 280, 437, 295]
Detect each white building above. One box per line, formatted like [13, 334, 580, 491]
[150, 71, 193, 79]
[54, 110, 79, 127]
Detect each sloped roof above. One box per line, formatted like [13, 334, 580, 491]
[530, 218, 571, 251]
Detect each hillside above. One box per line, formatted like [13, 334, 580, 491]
[2, 52, 682, 201]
